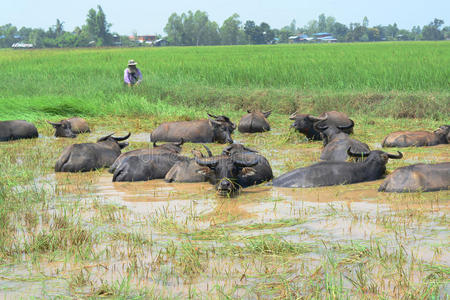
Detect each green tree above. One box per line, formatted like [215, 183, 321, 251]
[220, 13, 241, 45]
[164, 13, 183, 45]
[422, 19, 444, 40]
[362, 16, 369, 28]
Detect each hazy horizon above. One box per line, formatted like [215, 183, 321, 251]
[3, 0, 449, 35]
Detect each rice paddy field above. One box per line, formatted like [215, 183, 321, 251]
[0, 42, 449, 299]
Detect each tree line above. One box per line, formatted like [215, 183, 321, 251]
[165, 12, 449, 45]
[1, 6, 448, 48]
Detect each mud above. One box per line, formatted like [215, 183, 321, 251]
[2, 123, 449, 298]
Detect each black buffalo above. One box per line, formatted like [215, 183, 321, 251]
[55, 133, 130, 172]
[289, 111, 354, 140]
[272, 149, 403, 188]
[113, 153, 187, 182]
[0, 120, 38, 141]
[109, 140, 184, 173]
[195, 144, 273, 196]
[378, 162, 450, 193]
[316, 123, 369, 161]
[382, 125, 450, 147]
[150, 113, 235, 144]
[47, 117, 90, 138]
[238, 110, 271, 133]
[164, 146, 212, 183]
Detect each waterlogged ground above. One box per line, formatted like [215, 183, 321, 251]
[0, 115, 449, 299]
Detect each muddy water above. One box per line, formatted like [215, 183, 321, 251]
[52, 170, 449, 247]
[3, 125, 449, 298]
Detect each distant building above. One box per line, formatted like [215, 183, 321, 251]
[129, 35, 158, 43]
[312, 32, 337, 43]
[288, 34, 313, 43]
[11, 43, 33, 49]
[153, 39, 168, 47]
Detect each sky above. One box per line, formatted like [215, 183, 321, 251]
[2, 0, 449, 35]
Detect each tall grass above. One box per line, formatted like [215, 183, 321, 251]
[0, 42, 449, 120]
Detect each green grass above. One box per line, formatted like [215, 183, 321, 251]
[0, 42, 449, 122]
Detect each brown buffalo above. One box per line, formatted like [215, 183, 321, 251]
[238, 110, 271, 133]
[150, 113, 235, 144]
[55, 132, 130, 172]
[289, 111, 354, 140]
[0, 120, 38, 141]
[382, 125, 449, 147]
[379, 162, 450, 192]
[108, 140, 184, 173]
[47, 117, 90, 138]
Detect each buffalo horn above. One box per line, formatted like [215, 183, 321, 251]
[176, 138, 185, 146]
[207, 113, 218, 118]
[387, 151, 403, 159]
[153, 141, 159, 147]
[307, 113, 328, 122]
[46, 120, 61, 126]
[113, 132, 131, 141]
[347, 147, 370, 158]
[97, 132, 115, 142]
[202, 144, 213, 157]
[289, 111, 298, 120]
[313, 122, 328, 131]
[338, 119, 355, 130]
[247, 109, 252, 113]
[232, 156, 258, 167]
[195, 157, 219, 167]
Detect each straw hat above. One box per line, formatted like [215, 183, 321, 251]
[127, 59, 137, 66]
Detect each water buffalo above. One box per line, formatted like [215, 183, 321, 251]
[150, 113, 235, 144]
[238, 110, 271, 133]
[164, 146, 212, 183]
[316, 123, 369, 161]
[47, 117, 90, 138]
[289, 111, 354, 140]
[272, 149, 403, 188]
[0, 120, 38, 141]
[55, 132, 130, 172]
[195, 144, 273, 196]
[382, 125, 450, 147]
[108, 139, 184, 173]
[378, 163, 450, 193]
[113, 153, 188, 182]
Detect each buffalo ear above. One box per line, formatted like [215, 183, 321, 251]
[241, 167, 256, 177]
[263, 111, 272, 118]
[118, 142, 129, 149]
[196, 166, 213, 176]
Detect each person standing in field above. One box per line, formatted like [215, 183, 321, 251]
[124, 59, 142, 87]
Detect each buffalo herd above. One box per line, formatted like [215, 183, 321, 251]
[1, 111, 448, 196]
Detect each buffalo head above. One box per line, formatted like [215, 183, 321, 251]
[97, 132, 131, 149]
[347, 148, 403, 164]
[289, 112, 327, 140]
[434, 125, 450, 144]
[207, 113, 236, 133]
[195, 154, 258, 196]
[153, 138, 184, 154]
[47, 120, 77, 138]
